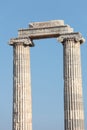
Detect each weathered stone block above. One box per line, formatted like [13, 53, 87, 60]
[29, 20, 64, 28]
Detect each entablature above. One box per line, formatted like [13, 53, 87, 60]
[18, 25, 73, 39]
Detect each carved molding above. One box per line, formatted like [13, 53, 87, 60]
[18, 25, 73, 39]
[57, 32, 85, 44]
[9, 37, 34, 47]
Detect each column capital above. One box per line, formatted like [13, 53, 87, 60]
[9, 37, 34, 47]
[58, 32, 85, 44]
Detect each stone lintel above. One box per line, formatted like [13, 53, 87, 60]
[9, 37, 34, 47]
[18, 25, 73, 39]
[29, 20, 64, 28]
[58, 32, 85, 44]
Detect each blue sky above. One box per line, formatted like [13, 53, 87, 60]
[0, 0, 87, 130]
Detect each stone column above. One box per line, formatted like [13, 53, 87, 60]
[58, 33, 85, 130]
[9, 38, 34, 130]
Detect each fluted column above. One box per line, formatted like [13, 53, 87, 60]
[58, 33, 85, 130]
[9, 38, 34, 130]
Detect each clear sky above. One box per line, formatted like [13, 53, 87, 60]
[0, 0, 87, 130]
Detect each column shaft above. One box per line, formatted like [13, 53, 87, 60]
[13, 44, 32, 130]
[63, 39, 84, 130]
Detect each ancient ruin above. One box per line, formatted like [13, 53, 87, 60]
[9, 20, 85, 130]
